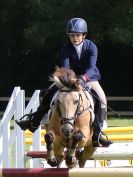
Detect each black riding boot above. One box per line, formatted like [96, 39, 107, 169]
[15, 85, 57, 133]
[15, 107, 48, 133]
[92, 108, 113, 147]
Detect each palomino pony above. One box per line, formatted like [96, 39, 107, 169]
[44, 67, 96, 168]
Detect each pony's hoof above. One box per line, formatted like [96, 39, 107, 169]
[47, 158, 58, 167]
[65, 156, 77, 168]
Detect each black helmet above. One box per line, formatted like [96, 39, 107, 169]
[66, 18, 88, 34]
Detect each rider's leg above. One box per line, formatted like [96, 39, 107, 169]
[92, 107, 113, 147]
[15, 84, 58, 133]
[86, 81, 113, 147]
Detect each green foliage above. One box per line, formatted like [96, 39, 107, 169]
[107, 1, 133, 45]
[22, 0, 133, 47]
[0, 0, 133, 95]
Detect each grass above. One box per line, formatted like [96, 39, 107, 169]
[107, 117, 133, 127]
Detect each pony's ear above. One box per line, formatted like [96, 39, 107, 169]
[54, 76, 64, 88]
[71, 78, 77, 83]
[48, 75, 54, 82]
[75, 79, 80, 85]
[55, 65, 59, 71]
[73, 79, 81, 90]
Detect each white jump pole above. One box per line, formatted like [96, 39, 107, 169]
[69, 168, 133, 177]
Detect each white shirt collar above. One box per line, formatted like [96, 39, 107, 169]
[73, 42, 83, 59]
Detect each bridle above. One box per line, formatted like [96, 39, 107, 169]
[56, 88, 90, 127]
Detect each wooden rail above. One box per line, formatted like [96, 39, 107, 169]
[1, 168, 133, 177]
[0, 97, 133, 117]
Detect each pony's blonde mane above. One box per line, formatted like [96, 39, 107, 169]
[50, 66, 80, 90]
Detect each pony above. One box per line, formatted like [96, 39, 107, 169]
[44, 67, 96, 168]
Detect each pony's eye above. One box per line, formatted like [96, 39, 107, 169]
[57, 99, 61, 104]
[74, 100, 78, 104]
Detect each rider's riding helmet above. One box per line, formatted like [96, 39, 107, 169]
[66, 18, 88, 34]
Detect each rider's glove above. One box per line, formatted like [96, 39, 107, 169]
[78, 75, 87, 86]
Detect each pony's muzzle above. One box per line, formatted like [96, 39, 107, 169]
[61, 123, 74, 138]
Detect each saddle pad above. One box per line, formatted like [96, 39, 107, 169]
[84, 91, 95, 123]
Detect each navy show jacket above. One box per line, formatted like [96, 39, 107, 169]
[61, 39, 101, 81]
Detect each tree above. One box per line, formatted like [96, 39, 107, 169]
[0, 0, 133, 96]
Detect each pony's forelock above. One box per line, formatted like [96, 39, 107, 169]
[50, 67, 82, 90]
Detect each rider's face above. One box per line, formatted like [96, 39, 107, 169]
[69, 33, 85, 45]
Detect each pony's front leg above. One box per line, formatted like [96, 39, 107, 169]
[45, 131, 57, 167]
[66, 130, 84, 168]
[78, 144, 96, 168]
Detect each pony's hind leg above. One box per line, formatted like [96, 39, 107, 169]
[45, 131, 58, 167]
[66, 130, 84, 168]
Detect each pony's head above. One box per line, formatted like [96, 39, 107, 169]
[50, 67, 89, 138]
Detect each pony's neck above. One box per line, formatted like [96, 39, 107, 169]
[59, 86, 73, 92]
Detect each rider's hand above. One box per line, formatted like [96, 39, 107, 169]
[78, 75, 86, 86]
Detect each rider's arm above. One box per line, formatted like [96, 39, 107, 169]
[61, 45, 70, 69]
[83, 42, 99, 81]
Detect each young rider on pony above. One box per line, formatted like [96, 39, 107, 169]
[15, 18, 113, 147]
